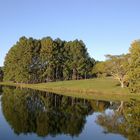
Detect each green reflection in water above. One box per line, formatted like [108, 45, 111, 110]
[1, 86, 140, 140]
[96, 100, 140, 140]
[1, 86, 92, 137]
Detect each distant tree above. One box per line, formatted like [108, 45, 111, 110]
[92, 61, 108, 78]
[105, 54, 130, 88]
[128, 40, 140, 93]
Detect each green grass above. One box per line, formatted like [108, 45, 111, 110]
[0, 78, 140, 101]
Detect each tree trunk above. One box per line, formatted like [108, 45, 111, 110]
[85, 72, 87, 79]
[55, 66, 58, 80]
[72, 68, 77, 80]
[120, 81, 124, 88]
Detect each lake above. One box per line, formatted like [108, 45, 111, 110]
[0, 86, 139, 140]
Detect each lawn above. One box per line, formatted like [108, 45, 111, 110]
[0, 78, 139, 101]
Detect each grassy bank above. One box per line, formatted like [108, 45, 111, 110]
[0, 78, 140, 101]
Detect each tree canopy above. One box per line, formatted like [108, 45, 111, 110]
[3, 36, 140, 93]
[128, 40, 140, 93]
[92, 61, 109, 78]
[105, 54, 130, 88]
[4, 36, 94, 83]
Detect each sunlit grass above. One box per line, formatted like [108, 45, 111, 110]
[0, 78, 140, 101]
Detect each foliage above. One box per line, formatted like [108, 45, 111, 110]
[128, 40, 140, 93]
[4, 37, 41, 83]
[63, 40, 94, 80]
[4, 36, 94, 83]
[3, 36, 140, 93]
[105, 54, 130, 88]
[92, 61, 108, 78]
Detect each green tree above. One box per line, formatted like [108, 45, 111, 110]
[4, 36, 94, 83]
[53, 38, 65, 80]
[40, 37, 60, 81]
[63, 40, 93, 80]
[105, 54, 129, 88]
[92, 61, 108, 78]
[128, 40, 140, 93]
[4, 37, 41, 83]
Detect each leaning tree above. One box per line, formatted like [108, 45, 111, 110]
[105, 54, 130, 88]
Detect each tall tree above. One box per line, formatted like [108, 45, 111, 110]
[54, 38, 65, 80]
[4, 36, 94, 83]
[40, 37, 57, 81]
[128, 40, 140, 93]
[63, 40, 93, 80]
[4, 37, 41, 83]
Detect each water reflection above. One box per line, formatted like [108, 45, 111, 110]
[96, 100, 140, 140]
[1, 86, 92, 137]
[0, 86, 2, 95]
[0, 86, 140, 140]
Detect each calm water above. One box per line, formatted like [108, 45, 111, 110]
[0, 86, 139, 140]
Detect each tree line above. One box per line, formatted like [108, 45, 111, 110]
[1, 37, 140, 93]
[3, 36, 95, 83]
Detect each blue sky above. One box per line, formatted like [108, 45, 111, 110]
[0, 0, 140, 66]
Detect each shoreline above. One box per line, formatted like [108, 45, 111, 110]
[0, 78, 140, 101]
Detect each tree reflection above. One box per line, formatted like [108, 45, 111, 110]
[96, 100, 140, 140]
[90, 100, 110, 112]
[1, 86, 92, 137]
[2, 86, 139, 139]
